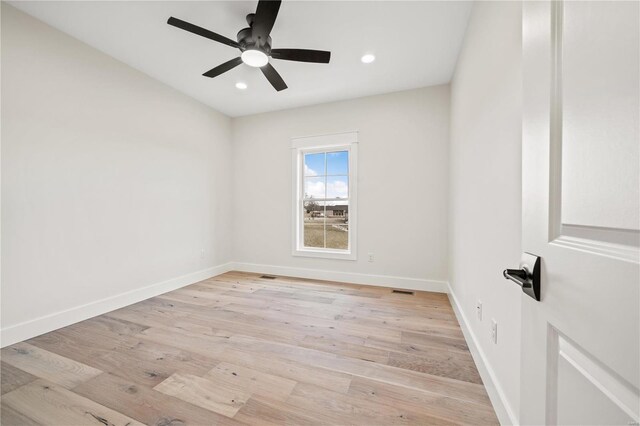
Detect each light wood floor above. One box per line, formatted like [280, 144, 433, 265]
[1, 272, 498, 425]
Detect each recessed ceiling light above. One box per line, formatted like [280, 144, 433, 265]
[241, 49, 269, 68]
[361, 54, 376, 64]
[235, 82, 248, 90]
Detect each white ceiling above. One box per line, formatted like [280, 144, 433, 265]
[9, 1, 472, 117]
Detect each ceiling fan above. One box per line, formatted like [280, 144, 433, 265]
[167, 0, 331, 92]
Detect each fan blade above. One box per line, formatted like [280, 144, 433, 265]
[167, 17, 240, 49]
[202, 57, 243, 78]
[252, 0, 281, 45]
[260, 63, 287, 91]
[271, 49, 331, 64]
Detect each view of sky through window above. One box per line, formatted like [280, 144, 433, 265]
[304, 151, 348, 199]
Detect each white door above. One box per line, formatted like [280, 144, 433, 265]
[521, 1, 639, 425]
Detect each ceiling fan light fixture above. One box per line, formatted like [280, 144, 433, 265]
[361, 53, 376, 64]
[241, 49, 269, 67]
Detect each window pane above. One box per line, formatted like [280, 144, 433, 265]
[326, 151, 348, 175]
[304, 177, 325, 199]
[300, 149, 351, 253]
[325, 201, 349, 250]
[303, 201, 325, 248]
[304, 152, 325, 176]
[326, 176, 348, 199]
[326, 225, 348, 250]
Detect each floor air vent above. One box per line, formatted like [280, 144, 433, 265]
[392, 289, 415, 295]
[260, 275, 277, 279]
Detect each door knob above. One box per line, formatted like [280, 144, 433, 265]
[503, 252, 541, 301]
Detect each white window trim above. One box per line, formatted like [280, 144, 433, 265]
[291, 131, 358, 260]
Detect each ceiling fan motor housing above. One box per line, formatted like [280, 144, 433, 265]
[238, 11, 273, 53]
[237, 26, 272, 53]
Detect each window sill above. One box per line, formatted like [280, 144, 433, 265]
[292, 248, 357, 261]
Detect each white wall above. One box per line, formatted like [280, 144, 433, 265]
[1, 4, 233, 345]
[448, 2, 522, 424]
[231, 86, 450, 290]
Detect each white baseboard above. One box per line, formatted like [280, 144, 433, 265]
[447, 282, 519, 426]
[0, 263, 234, 348]
[230, 261, 448, 293]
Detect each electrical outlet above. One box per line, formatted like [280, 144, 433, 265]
[476, 300, 483, 321]
[368, 253, 374, 263]
[491, 319, 498, 344]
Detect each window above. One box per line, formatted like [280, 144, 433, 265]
[292, 132, 357, 260]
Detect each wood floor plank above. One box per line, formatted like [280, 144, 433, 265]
[139, 326, 354, 394]
[1, 343, 102, 389]
[287, 382, 456, 425]
[94, 336, 220, 387]
[26, 330, 121, 373]
[73, 372, 243, 425]
[233, 397, 318, 426]
[142, 321, 490, 406]
[252, 288, 335, 304]
[214, 348, 354, 394]
[225, 334, 492, 406]
[215, 303, 401, 344]
[29, 328, 219, 388]
[387, 350, 483, 384]
[331, 298, 453, 316]
[223, 278, 383, 300]
[365, 334, 469, 356]
[69, 314, 150, 336]
[193, 277, 265, 293]
[1, 362, 37, 395]
[245, 393, 356, 425]
[175, 289, 270, 308]
[26, 315, 151, 364]
[300, 335, 390, 364]
[331, 309, 463, 334]
[224, 296, 369, 321]
[140, 326, 231, 358]
[1, 401, 41, 426]
[204, 362, 297, 401]
[154, 373, 251, 418]
[348, 376, 499, 425]
[2, 380, 144, 426]
[143, 324, 488, 405]
[139, 311, 305, 345]
[0, 271, 496, 424]
[155, 290, 223, 306]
